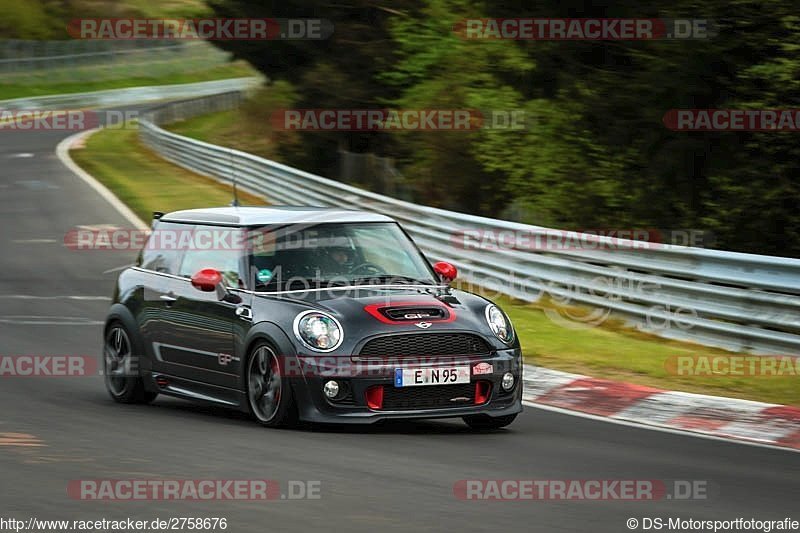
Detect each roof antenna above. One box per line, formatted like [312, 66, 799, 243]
[230, 148, 240, 207]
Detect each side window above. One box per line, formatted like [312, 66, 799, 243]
[177, 225, 244, 288]
[140, 222, 188, 275]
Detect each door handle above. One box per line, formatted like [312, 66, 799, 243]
[235, 306, 252, 321]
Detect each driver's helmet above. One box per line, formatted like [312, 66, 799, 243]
[328, 246, 353, 267]
[317, 234, 355, 269]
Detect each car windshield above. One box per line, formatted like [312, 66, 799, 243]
[247, 222, 436, 291]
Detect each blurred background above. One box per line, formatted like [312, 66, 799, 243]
[3, 0, 798, 257]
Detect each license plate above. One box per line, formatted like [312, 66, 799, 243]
[394, 366, 470, 387]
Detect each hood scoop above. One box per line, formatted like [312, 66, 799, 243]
[364, 302, 455, 324]
[383, 306, 447, 321]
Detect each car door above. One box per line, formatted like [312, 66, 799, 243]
[153, 225, 244, 390]
[137, 221, 186, 369]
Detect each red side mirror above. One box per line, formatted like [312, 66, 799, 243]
[433, 261, 458, 283]
[191, 268, 223, 292]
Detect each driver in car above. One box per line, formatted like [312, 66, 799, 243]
[325, 244, 355, 276]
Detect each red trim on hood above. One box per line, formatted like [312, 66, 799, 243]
[363, 301, 457, 324]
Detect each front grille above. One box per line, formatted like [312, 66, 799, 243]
[382, 383, 475, 410]
[358, 333, 492, 358]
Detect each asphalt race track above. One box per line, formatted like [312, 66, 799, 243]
[0, 118, 798, 532]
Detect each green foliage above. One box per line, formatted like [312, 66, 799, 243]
[204, 0, 800, 256]
[0, 0, 210, 39]
[0, 1, 62, 39]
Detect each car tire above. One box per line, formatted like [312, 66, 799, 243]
[462, 414, 517, 430]
[245, 342, 297, 428]
[103, 321, 158, 404]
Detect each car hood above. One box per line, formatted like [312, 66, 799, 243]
[252, 285, 504, 350]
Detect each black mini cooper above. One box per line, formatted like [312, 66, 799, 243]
[104, 207, 522, 429]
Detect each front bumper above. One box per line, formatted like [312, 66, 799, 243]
[289, 348, 523, 424]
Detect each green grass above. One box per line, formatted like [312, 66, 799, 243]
[167, 108, 276, 156]
[69, 126, 266, 222]
[0, 62, 258, 101]
[167, 107, 284, 163]
[165, 83, 298, 161]
[70, 125, 799, 407]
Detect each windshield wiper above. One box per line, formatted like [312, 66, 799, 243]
[350, 275, 435, 285]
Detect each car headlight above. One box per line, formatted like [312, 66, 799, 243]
[293, 310, 343, 352]
[485, 304, 513, 343]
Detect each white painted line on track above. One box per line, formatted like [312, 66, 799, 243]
[55, 129, 147, 231]
[0, 315, 104, 325]
[102, 264, 135, 275]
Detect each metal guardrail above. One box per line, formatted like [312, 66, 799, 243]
[139, 93, 800, 355]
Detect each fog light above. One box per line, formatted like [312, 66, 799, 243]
[323, 380, 339, 399]
[501, 372, 515, 391]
